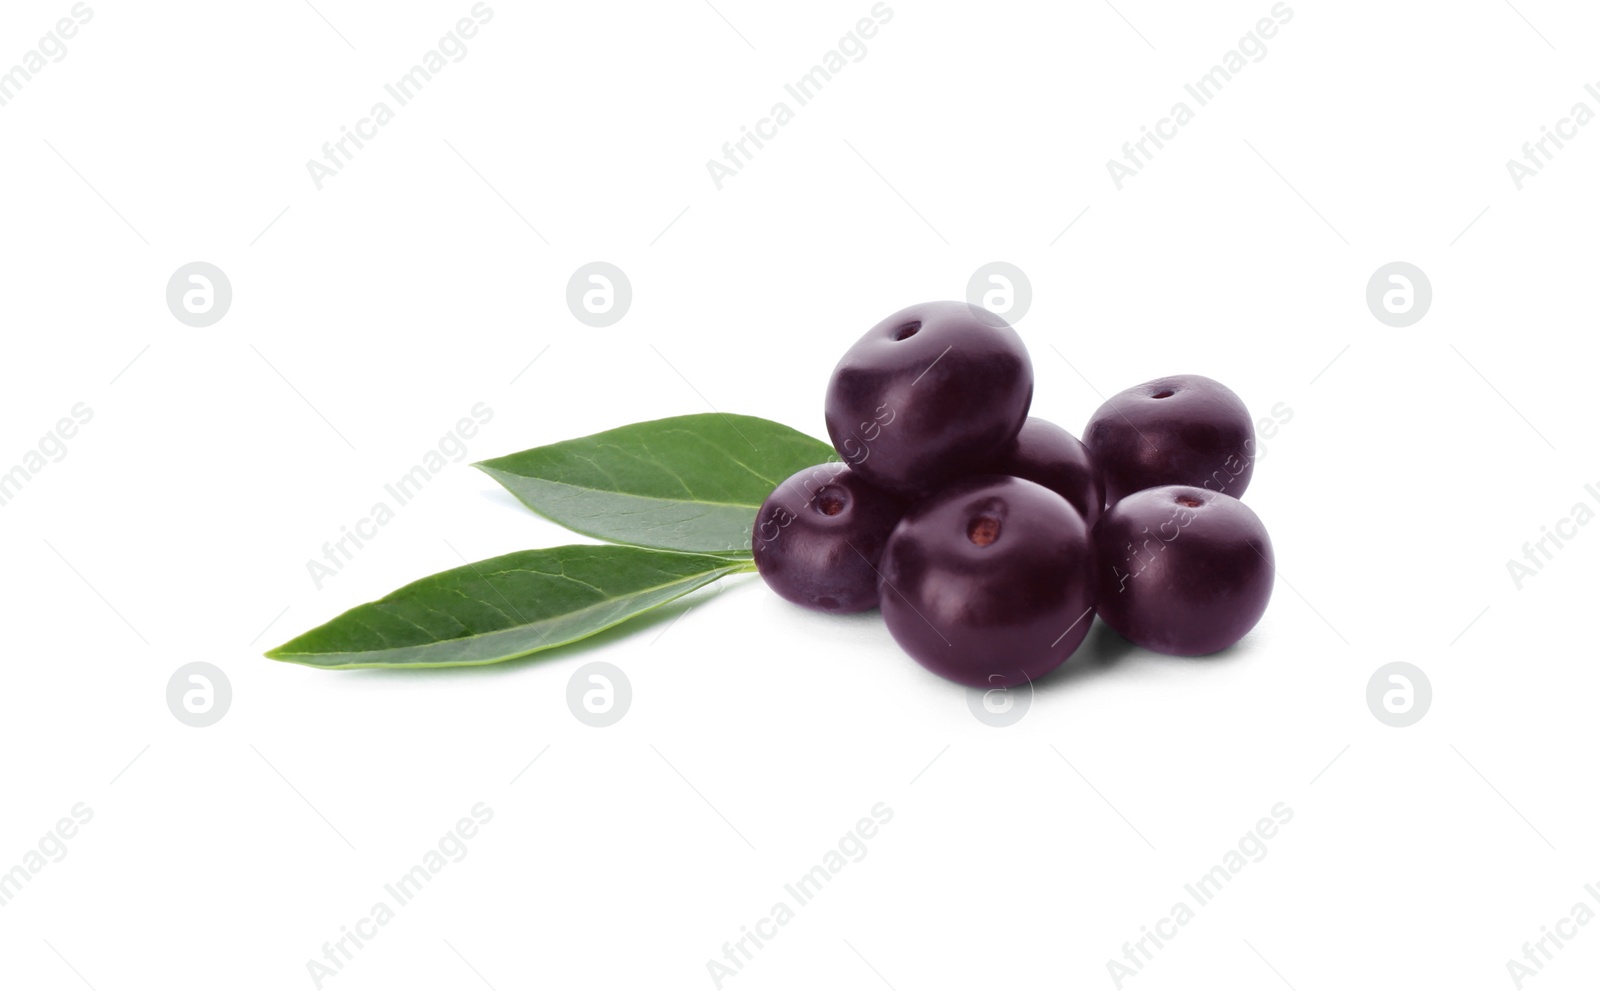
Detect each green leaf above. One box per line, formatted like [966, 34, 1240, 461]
[474, 413, 836, 555]
[265, 545, 751, 670]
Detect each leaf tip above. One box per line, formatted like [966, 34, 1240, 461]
[263, 634, 309, 663]
[471, 459, 508, 477]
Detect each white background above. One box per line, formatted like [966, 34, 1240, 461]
[1, 0, 1597, 988]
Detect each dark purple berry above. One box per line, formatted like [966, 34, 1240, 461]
[1092, 485, 1273, 655]
[825, 301, 1033, 498]
[878, 476, 1095, 687]
[992, 417, 1105, 528]
[752, 464, 905, 613]
[1084, 374, 1255, 505]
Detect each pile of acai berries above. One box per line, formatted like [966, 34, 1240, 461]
[752, 301, 1275, 688]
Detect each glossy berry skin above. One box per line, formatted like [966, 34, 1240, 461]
[878, 476, 1095, 688]
[752, 464, 905, 613]
[1092, 485, 1273, 656]
[992, 417, 1105, 528]
[825, 301, 1033, 498]
[1083, 374, 1255, 505]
